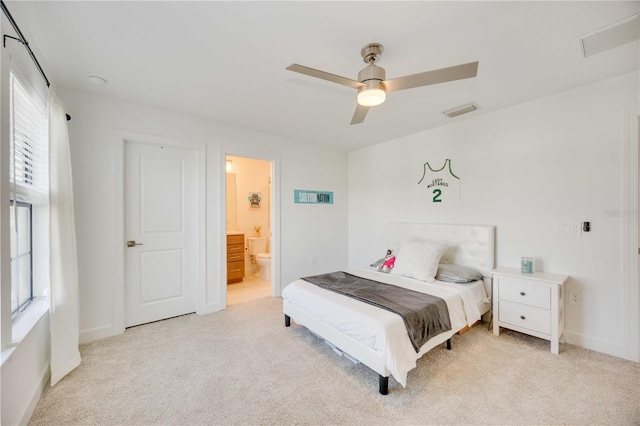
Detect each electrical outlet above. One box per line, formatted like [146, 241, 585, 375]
[309, 256, 316, 266]
[569, 288, 581, 305]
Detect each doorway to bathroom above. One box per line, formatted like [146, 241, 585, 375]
[225, 154, 274, 306]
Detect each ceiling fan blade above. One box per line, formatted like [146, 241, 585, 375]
[286, 64, 365, 89]
[350, 104, 369, 125]
[383, 61, 479, 92]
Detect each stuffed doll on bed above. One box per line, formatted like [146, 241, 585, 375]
[378, 249, 396, 273]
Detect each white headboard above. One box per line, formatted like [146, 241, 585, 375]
[387, 223, 495, 278]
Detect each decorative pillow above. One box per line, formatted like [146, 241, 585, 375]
[436, 264, 483, 283]
[390, 240, 448, 282]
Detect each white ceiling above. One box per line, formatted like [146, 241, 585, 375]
[8, 1, 640, 151]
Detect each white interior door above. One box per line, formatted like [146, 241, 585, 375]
[125, 141, 198, 327]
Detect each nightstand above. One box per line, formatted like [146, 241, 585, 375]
[492, 267, 568, 354]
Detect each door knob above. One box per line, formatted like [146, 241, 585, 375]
[127, 240, 144, 247]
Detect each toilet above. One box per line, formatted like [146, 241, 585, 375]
[247, 237, 271, 281]
[256, 253, 271, 281]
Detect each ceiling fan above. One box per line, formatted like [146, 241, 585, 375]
[286, 43, 479, 125]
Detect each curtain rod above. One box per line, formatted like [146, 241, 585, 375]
[1, 0, 50, 87]
[0, 0, 70, 121]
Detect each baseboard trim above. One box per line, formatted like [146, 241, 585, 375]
[79, 307, 230, 344]
[79, 324, 114, 344]
[202, 302, 224, 315]
[564, 330, 626, 359]
[18, 363, 50, 426]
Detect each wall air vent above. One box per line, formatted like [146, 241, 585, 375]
[579, 13, 639, 58]
[442, 102, 480, 118]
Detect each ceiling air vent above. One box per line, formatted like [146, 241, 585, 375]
[579, 13, 640, 58]
[442, 102, 479, 118]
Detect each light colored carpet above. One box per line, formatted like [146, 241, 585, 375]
[30, 297, 639, 425]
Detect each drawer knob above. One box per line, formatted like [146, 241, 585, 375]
[520, 315, 526, 320]
[520, 291, 526, 296]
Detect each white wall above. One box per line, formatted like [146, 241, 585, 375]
[348, 72, 639, 360]
[1, 312, 50, 425]
[57, 88, 348, 343]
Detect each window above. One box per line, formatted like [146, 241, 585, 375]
[10, 201, 32, 316]
[8, 71, 47, 319]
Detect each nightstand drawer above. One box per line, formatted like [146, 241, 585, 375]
[499, 300, 551, 335]
[499, 277, 550, 309]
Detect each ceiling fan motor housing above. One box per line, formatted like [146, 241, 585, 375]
[358, 63, 386, 88]
[357, 63, 387, 106]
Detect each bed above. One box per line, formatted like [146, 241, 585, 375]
[282, 223, 495, 394]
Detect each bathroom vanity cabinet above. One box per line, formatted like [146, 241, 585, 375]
[227, 234, 245, 283]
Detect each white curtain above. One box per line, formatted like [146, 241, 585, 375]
[48, 90, 81, 386]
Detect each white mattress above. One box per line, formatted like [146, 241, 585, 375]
[282, 268, 489, 386]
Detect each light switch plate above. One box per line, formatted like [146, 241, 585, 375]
[554, 222, 582, 236]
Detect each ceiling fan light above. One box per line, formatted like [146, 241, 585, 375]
[357, 87, 386, 107]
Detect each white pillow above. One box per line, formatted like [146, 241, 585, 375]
[390, 240, 448, 282]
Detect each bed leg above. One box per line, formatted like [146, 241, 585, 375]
[379, 375, 389, 395]
[284, 314, 291, 327]
[446, 338, 452, 350]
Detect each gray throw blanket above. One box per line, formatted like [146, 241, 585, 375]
[301, 271, 451, 352]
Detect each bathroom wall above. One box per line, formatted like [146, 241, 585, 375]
[225, 172, 238, 231]
[226, 156, 271, 275]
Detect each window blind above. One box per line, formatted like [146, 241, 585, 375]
[9, 72, 47, 201]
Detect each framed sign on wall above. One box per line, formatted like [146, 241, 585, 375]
[294, 189, 334, 204]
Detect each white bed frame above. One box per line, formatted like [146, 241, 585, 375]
[283, 223, 495, 394]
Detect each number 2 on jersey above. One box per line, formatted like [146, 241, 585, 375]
[432, 189, 442, 203]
